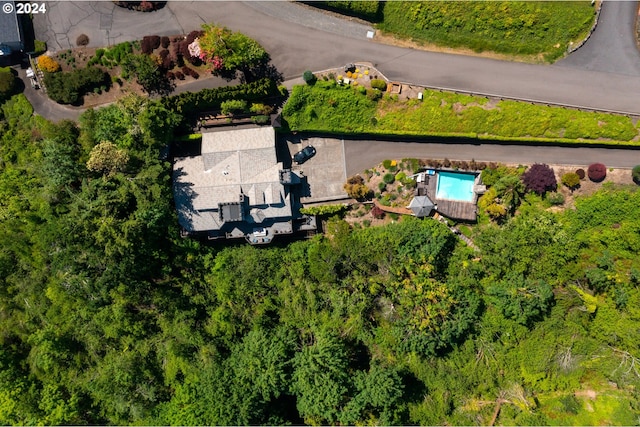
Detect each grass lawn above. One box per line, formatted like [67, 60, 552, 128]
[379, 1, 595, 62]
[307, 1, 596, 62]
[282, 81, 640, 145]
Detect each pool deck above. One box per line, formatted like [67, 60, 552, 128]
[418, 171, 479, 221]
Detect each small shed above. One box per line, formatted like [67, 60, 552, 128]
[408, 195, 435, 217]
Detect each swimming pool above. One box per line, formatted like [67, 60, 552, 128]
[436, 171, 476, 202]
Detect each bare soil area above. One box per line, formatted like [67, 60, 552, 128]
[550, 165, 635, 211]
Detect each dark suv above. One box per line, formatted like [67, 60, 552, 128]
[292, 145, 316, 164]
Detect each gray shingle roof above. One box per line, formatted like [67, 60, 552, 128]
[0, 2, 22, 50]
[173, 127, 293, 233]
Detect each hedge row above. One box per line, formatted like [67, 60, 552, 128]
[303, 1, 383, 22]
[283, 129, 639, 147]
[161, 78, 279, 115]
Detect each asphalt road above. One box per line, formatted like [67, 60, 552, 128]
[557, 0, 640, 76]
[26, 2, 640, 174]
[34, 1, 640, 114]
[344, 139, 640, 174]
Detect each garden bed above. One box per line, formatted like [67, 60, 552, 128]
[343, 157, 638, 231]
[43, 33, 218, 107]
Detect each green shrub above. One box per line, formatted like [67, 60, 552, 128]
[632, 165, 640, 184]
[282, 81, 377, 133]
[561, 172, 580, 190]
[382, 159, 393, 169]
[220, 99, 248, 115]
[251, 115, 270, 125]
[302, 70, 316, 85]
[88, 49, 105, 66]
[44, 66, 109, 104]
[546, 192, 565, 205]
[250, 103, 273, 115]
[34, 40, 47, 55]
[395, 172, 406, 182]
[304, 105, 317, 120]
[278, 85, 289, 97]
[383, 173, 395, 184]
[370, 79, 387, 91]
[299, 204, 348, 216]
[378, 182, 386, 192]
[366, 88, 382, 101]
[110, 42, 133, 64]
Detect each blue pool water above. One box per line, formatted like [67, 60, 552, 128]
[436, 171, 476, 202]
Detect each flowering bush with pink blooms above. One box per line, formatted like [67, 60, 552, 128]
[197, 23, 269, 74]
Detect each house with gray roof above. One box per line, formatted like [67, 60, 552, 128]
[0, 1, 23, 61]
[173, 126, 313, 244]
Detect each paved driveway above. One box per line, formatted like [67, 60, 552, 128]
[285, 136, 347, 202]
[344, 139, 640, 175]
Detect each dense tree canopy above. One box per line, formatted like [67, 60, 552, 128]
[1, 90, 640, 425]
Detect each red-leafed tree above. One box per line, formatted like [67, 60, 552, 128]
[521, 163, 557, 195]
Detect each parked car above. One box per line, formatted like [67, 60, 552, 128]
[292, 145, 316, 164]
